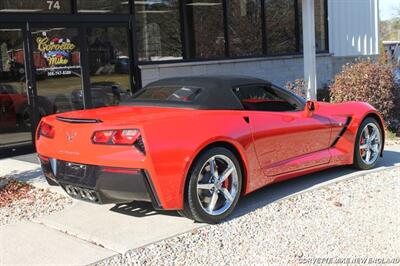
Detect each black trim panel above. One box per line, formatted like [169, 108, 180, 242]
[56, 116, 103, 123]
[330, 117, 352, 147]
[143, 170, 163, 210]
[39, 157, 162, 208]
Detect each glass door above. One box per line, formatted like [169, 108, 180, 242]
[30, 24, 133, 113]
[85, 25, 132, 107]
[0, 26, 32, 151]
[0, 21, 135, 156]
[30, 26, 84, 115]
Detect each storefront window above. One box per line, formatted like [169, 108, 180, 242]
[314, 0, 327, 52]
[135, 0, 182, 61]
[32, 27, 83, 114]
[228, 0, 263, 57]
[86, 27, 131, 107]
[185, 0, 226, 59]
[0, 28, 32, 149]
[0, 0, 71, 13]
[265, 0, 297, 55]
[297, 0, 329, 53]
[77, 0, 129, 13]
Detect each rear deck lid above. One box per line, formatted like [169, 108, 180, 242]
[51, 105, 193, 125]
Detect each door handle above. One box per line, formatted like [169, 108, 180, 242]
[27, 82, 34, 97]
[243, 116, 250, 124]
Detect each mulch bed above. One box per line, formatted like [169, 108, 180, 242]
[0, 179, 33, 208]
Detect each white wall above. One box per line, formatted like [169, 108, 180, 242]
[328, 0, 379, 57]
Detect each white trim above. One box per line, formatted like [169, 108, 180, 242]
[139, 53, 332, 70]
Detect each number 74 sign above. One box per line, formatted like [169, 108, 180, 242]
[46, 0, 61, 10]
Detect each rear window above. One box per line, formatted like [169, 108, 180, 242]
[134, 86, 202, 102]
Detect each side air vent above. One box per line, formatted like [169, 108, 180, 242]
[330, 117, 352, 147]
[134, 136, 146, 154]
[56, 116, 103, 123]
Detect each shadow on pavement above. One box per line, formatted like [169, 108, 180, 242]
[18, 169, 44, 183]
[5, 168, 44, 184]
[110, 201, 180, 218]
[376, 150, 400, 167]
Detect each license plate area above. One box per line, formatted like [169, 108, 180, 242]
[65, 162, 87, 177]
[56, 161, 98, 188]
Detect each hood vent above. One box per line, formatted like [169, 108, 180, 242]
[56, 116, 103, 123]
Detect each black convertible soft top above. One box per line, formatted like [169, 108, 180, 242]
[123, 75, 303, 110]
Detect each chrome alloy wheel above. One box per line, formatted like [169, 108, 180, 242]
[359, 122, 382, 165]
[196, 155, 239, 216]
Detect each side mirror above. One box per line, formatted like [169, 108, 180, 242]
[304, 100, 318, 117]
[307, 101, 315, 111]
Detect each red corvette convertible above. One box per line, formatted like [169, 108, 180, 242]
[36, 76, 384, 223]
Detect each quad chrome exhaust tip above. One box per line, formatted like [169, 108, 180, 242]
[64, 185, 98, 202]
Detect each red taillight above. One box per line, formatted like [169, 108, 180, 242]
[92, 129, 140, 146]
[39, 122, 55, 139]
[101, 167, 140, 174]
[112, 129, 140, 145]
[92, 130, 113, 144]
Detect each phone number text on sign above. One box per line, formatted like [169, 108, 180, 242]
[47, 70, 72, 77]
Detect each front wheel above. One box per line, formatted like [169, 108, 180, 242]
[353, 117, 383, 170]
[182, 147, 242, 224]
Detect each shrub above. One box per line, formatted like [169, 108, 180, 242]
[286, 79, 331, 102]
[285, 79, 306, 98]
[330, 59, 400, 131]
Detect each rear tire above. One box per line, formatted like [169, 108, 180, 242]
[182, 147, 242, 224]
[353, 117, 383, 170]
[176, 209, 193, 220]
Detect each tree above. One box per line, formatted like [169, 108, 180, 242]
[380, 3, 400, 41]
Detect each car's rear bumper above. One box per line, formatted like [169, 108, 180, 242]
[38, 155, 162, 209]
